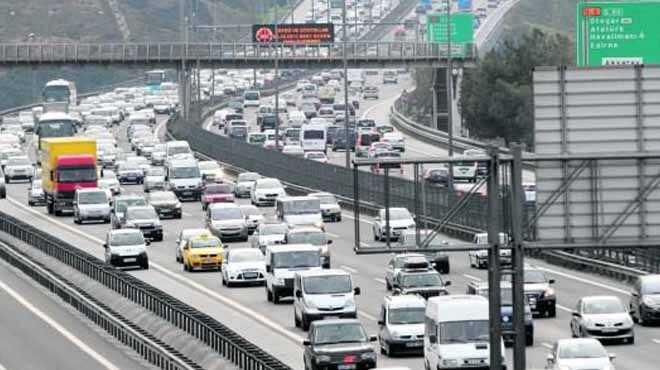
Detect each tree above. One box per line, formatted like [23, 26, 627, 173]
[460, 28, 572, 148]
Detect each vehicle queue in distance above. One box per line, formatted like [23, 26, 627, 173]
[0, 71, 658, 370]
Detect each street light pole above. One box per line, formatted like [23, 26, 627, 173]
[343, 0, 350, 168]
[446, 0, 454, 190]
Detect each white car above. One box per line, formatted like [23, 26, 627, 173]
[545, 338, 616, 370]
[282, 145, 305, 157]
[570, 296, 634, 344]
[221, 248, 266, 287]
[250, 178, 286, 206]
[198, 160, 223, 183]
[381, 132, 405, 152]
[250, 222, 288, 254]
[104, 229, 149, 269]
[304, 151, 327, 163]
[234, 172, 261, 198]
[372, 208, 416, 241]
[308, 192, 341, 222]
[3, 156, 32, 183]
[239, 204, 264, 234]
[384, 254, 431, 291]
[73, 188, 111, 224]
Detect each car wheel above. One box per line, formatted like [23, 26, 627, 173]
[547, 306, 556, 318]
[4, 176, 9, 184]
[273, 290, 280, 304]
[141, 260, 149, 270]
[225, 279, 233, 288]
[301, 313, 310, 331]
[183, 262, 189, 272]
[266, 287, 273, 302]
[294, 309, 301, 328]
[526, 334, 534, 346]
[385, 279, 392, 291]
[638, 308, 646, 326]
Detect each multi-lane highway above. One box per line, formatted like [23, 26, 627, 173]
[0, 255, 150, 370]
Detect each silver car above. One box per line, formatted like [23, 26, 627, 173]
[234, 172, 261, 198]
[206, 203, 249, 242]
[73, 188, 111, 224]
[27, 179, 45, 206]
[143, 166, 167, 192]
[4, 156, 33, 183]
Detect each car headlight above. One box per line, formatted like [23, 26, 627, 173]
[304, 298, 317, 309]
[125, 221, 136, 228]
[360, 352, 377, 361]
[642, 296, 655, 306]
[174, 202, 182, 209]
[441, 358, 459, 367]
[154, 219, 161, 226]
[315, 355, 331, 364]
[544, 287, 555, 298]
[345, 299, 356, 310]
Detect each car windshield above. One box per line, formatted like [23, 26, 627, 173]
[147, 167, 165, 176]
[272, 251, 320, 268]
[641, 279, 660, 294]
[314, 195, 337, 204]
[211, 207, 242, 220]
[257, 179, 282, 189]
[249, 134, 267, 143]
[190, 238, 221, 249]
[304, 275, 351, 294]
[307, 152, 325, 159]
[261, 224, 288, 235]
[523, 270, 547, 284]
[438, 320, 489, 344]
[386, 209, 411, 220]
[199, 162, 220, 171]
[150, 192, 177, 202]
[171, 166, 200, 179]
[127, 208, 157, 220]
[229, 249, 263, 262]
[280, 199, 320, 214]
[58, 167, 97, 183]
[238, 173, 260, 182]
[110, 232, 144, 246]
[287, 231, 326, 245]
[558, 341, 607, 359]
[78, 191, 107, 204]
[303, 130, 324, 139]
[205, 184, 232, 194]
[583, 298, 625, 314]
[401, 273, 442, 288]
[388, 307, 425, 325]
[7, 157, 30, 166]
[116, 198, 147, 213]
[314, 323, 367, 345]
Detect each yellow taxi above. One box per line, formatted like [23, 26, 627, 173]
[182, 234, 224, 272]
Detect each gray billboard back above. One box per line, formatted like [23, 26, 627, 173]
[533, 65, 660, 243]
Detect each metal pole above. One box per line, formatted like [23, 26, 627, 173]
[290, 0, 294, 23]
[510, 145, 526, 370]
[414, 163, 421, 246]
[327, 0, 331, 23]
[384, 167, 391, 248]
[487, 146, 503, 370]
[421, 163, 428, 231]
[343, 0, 350, 168]
[274, 3, 281, 150]
[446, 0, 454, 191]
[353, 164, 361, 251]
[312, 0, 315, 21]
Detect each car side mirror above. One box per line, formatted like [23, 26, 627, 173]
[546, 354, 554, 364]
[377, 319, 384, 326]
[327, 240, 333, 245]
[145, 240, 151, 246]
[369, 335, 377, 342]
[295, 290, 302, 298]
[608, 353, 616, 362]
[183, 245, 189, 250]
[103, 243, 108, 249]
[444, 281, 451, 287]
[631, 291, 639, 297]
[549, 279, 555, 284]
[354, 287, 361, 295]
[572, 311, 581, 318]
[428, 335, 437, 344]
[303, 339, 311, 346]
[266, 265, 271, 273]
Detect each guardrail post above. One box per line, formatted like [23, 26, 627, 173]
[487, 147, 503, 370]
[384, 167, 391, 248]
[353, 164, 361, 251]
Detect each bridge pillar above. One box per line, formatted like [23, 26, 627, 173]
[178, 64, 193, 122]
[432, 68, 449, 132]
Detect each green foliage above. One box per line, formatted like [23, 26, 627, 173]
[460, 29, 572, 147]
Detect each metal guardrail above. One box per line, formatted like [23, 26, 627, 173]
[0, 240, 201, 370]
[0, 209, 291, 370]
[0, 42, 476, 67]
[541, 250, 648, 283]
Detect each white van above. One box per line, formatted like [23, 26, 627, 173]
[293, 269, 360, 330]
[300, 124, 327, 153]
[165, 141, 192, 162]
[424, 295, 506, 370]
[243, 90, 261, 107]
[166, 158, 203, 201]
[265, 244, 322, 304]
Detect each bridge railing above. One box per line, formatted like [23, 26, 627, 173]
[0, 42, 476, 64]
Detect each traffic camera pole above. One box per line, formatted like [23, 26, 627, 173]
[343, 0, 350, 168]
[510, 145, 527, 370]
[487, 147, 503, 370]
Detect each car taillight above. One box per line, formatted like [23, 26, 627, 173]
[343, 355, 357, 364]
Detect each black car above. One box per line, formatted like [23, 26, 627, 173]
[392, 268, 451, 300]
[303, 319, 377, 370]
[147, 190, 182, 219]
[120, 205, 163, 241]
[228, 100, 244, 114]
[630, 274, 660, 325]
[111, 195, 148, 229]
[260, 114, 278, 131]
[332, 129, 356, 152]
[503, 267, 556, 317]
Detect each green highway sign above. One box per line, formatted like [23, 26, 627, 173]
[426, 12, 474, 57]
[576, 1, 660, 66]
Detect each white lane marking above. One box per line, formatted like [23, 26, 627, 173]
[182, 212, 192, 217]
[340, 212, 374, 225]
[5, 196, 306, 345]
[463, 274, 481, 281]
[360, 242, 370, 248]
[0, 278, 120, 370]
[374, 278, 386, 285]
[541, 342, 553, 350]
[340, 265, 358, 274]
[556, 304, 572, 313]
[361, 97, 396, 120]
[0, 362, 6, 370]
[536, 266, 630, 295]
[653, 339, 660, 345]
[326, 231, 340, 238]
[359, 310, 377, 321]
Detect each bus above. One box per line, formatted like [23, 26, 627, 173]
[34, 112, 77, 161]
[145, 70, 167, 91]
[42, 79, 77, 111]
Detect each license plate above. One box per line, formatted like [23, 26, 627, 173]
[406, 341, 422, 347]
[602, 328, 618, 333]
[127, 177, 136, 180]
[244, 272, 257, 278]
[338, 365, 356, 370]
[204, 258, 213, 263]
[183, 191, 192, 196]
[466, 359, 483, 365]
[124, 258, 137, 263]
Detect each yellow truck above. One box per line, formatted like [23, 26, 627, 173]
[41, 137, 97, 215]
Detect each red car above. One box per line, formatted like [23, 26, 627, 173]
[201, 183, 235, 210]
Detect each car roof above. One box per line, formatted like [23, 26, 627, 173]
[126, 205, 154, 212]
[109, 228, 143, 236]
[76, 187, 105, 194]
[266, 244, 319, 253]
[296, 269, 350, 278]
[311, 318, 361, 327]
[208, 202, 240, 209]
[287, 226, 323, 233]
[384, 294, 426, 308]
[581, 295, 621, 303]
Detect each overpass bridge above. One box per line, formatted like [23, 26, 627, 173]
[0, 41, 476, 69]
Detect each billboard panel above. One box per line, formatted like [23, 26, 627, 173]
[576, 1, 660, 66]
[532, 65, 660, 243]
[252, 23, 335, 44]
[426, 13, 474, 57]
